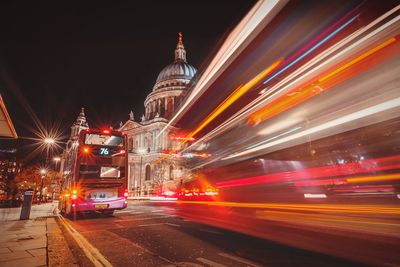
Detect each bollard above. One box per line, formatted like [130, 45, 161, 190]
[20, 190, 34, 220]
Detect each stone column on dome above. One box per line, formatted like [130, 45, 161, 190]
[166, 97, 172, 119]
[165, 97, 168, 118]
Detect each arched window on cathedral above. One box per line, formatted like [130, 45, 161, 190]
[169, 165, 174, 180]
[145, 165, 151, 181]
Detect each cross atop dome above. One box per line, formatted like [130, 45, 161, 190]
[175, 32, 187, 63]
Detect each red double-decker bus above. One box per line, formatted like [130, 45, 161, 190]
[59, 128, 128, 216]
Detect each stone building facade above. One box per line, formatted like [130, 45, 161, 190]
[119, 33, 196, 196]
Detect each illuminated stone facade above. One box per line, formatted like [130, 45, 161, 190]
[119, 33, 196, 196]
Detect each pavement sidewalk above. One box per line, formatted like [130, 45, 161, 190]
[0, 202, 78, 267]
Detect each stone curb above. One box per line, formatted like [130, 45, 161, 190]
[46, 217, 78, 266]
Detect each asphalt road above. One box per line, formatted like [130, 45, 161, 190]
[64, 200, 365, 267]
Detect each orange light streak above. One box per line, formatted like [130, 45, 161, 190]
[248, 37, 397, 125]
[176, 201, 400, 215]
[186, 58, 283, 140]
[347, 173, 400, 183]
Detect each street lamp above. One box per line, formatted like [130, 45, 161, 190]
[53, 156, 61, 169]
[43, 137, 55, 145]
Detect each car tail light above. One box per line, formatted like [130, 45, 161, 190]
[81, 146, 91, 154]
[71, 189, 78, 200]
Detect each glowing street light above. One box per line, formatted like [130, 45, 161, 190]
[53, 156, 61, 162]
[40, 168, 47, 175]
[44, 137, 55, 145]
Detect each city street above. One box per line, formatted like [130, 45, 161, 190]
[1, 1, 399, 266]
[62, 200, 363, 267]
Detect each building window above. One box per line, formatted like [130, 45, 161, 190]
[145, 165, 151, 181]
[169, 165, 174, 180]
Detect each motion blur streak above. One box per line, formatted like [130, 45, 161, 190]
[186, 59, 283, 140]
[171, 1, 400, 266]
[248, 37, 397, 126]
[216, 155, 400, 188]
[262, 14, 359, 85]
[347, 173, 400, 183]
[228, 96, 400, 159]
[180, 4, 400, 154]
[176, 201, 400, 215]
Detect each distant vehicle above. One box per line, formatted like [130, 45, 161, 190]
[59, 128, 128, 216]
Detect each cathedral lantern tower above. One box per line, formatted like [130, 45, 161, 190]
[60, 108, 90, 178]
[70, 107, 89, 140]
[144, 33, 197, 121]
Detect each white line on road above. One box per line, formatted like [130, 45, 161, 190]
[130, 211, 145, 214]
[199, 229, 223, 235]
[151, 210, 165, 213]
[197, 258, 227, 267]
[114, 210, 131, 214]
[165, 223, 180, 227]
[137, 223, 166, 227]
[218, 253, 262, 267]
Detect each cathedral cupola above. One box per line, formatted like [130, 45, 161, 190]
[144, 33, 197, 121]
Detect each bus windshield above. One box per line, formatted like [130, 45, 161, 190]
[84, 134, 124, 147]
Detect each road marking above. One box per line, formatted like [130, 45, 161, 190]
[165, 223, 180, 227]
[197, 258, 227, 267]
[151, 210, 165, 213]
[218, 253, 261, 267]
[114, 210, 131, 214]
[130, 211, 145, 214]
[133, 215, 175, 221]
[58, 215, 113, 267]
[137, 223, 166, 227]
[200, 229, 223, 235]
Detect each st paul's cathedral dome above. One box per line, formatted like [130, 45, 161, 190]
[144, 33, 197, 121]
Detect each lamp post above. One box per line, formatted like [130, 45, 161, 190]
[52, 156, 61, 201]
[39, 168, 47, 204]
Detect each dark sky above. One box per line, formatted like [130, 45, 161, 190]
[0, 1, 255, 153]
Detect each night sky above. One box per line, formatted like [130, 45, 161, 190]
[0, 1, 255, 157]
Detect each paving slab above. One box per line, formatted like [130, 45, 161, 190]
[0, 255, 46, 267]
[0, 202, 80, 267]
